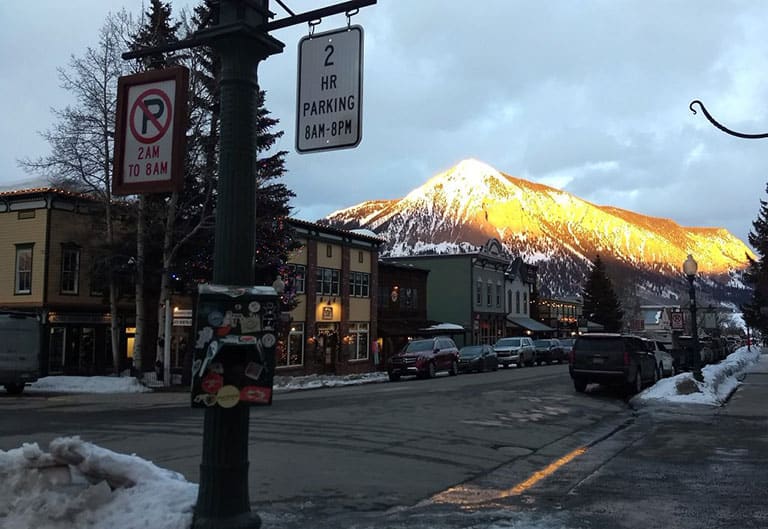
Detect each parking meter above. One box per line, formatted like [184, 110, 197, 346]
[191, 284, 279, 408]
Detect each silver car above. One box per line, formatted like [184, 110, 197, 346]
[493, 336, 535, 367]
[642, 338, 675, 377]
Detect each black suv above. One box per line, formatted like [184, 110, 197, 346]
[388, 336, 460, 381]
[569, 333, 658, 394]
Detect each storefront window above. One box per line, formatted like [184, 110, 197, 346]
[349, 323, 369, 360]
[278, 323, 304, 367]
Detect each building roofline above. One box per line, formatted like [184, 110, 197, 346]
[0, 186, 101, 203]
[288, 218, 386, 244]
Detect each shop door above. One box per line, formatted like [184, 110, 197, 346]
[49, 327, 66, 374]
[316, 323, 339, 374]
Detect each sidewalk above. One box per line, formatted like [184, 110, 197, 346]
[719, 347, 768, 418]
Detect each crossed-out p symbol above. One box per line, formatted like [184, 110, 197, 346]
[129, 88, 172, 144]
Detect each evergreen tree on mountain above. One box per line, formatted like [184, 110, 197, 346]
[582, 254, 624, 332]
[741, 184, 768, 336]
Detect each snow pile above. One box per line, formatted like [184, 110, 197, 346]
[0, 437, 196, 529]
[273, 371, 388, 392]
[27, 376, 151, 394]
[634, 346, 761, 406]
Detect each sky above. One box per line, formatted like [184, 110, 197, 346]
[1, 346, 761, 528]
[3, 1, 768, 247]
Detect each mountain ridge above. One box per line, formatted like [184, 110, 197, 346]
[321, 159, 753, 303]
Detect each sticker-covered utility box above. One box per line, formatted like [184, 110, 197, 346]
[191, 284, 279, 408]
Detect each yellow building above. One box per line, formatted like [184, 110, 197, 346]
[280, 219, 384, 376]
[0, 187, 134, 375]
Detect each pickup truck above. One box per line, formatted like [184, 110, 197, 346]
[0, 311, 42, 394]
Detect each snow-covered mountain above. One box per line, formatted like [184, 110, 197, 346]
[322, 159, 754, 303]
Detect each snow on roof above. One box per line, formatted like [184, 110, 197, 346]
[421, 322, 465, 331]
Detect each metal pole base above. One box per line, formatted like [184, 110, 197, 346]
[193, 512, 261, 529]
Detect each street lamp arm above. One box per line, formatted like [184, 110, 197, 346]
[689, 100, 768, 139]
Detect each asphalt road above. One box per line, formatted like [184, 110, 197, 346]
[1, 362, 766, 528]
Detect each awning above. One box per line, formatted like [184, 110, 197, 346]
[506, 316, 555, 332]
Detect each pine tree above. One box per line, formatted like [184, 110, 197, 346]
[741, 184, 768, 335]
[582, 254, 624, 332]
[174, 1, 298, 296]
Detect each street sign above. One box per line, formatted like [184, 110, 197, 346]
[671, 312, 684, 331]
[113, 67, 188, 195]
[296, 25, 363, 153]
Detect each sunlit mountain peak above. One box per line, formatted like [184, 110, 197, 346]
[324, 159, 754, 299]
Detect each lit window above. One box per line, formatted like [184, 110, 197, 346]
[349, 323, 369, 360]
[278, 323, 304, 368]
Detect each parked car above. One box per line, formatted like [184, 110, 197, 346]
[388, 336, 460, 381]
[458, 344, 498, 373]
[641, 338, 675, 377]
[493, 336, 535, 367]
[0, 311, 42, 395]
[560, 338, 575, 356]
[533, 338, 566, 364]
[569, 333, 658, 395]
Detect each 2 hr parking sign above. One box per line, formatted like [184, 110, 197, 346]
[113, 67, 188, 195]
[296, 25, 363, 153]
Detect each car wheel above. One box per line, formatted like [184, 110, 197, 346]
[388, 373, 400, 382]
[449, 360, 458, 376]
[573, 378, 587, 393]
[428, 362, 436, 378]
[630, 370, 643, 395]
[5, 383, 24, 395]
[655, 364, 662, 384]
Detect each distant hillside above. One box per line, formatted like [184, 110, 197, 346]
[321, 159, 753, 306]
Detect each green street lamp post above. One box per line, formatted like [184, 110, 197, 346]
[683, 254, 700, 372]
[122, 2, 377, 528]
[192, 3, 283, 528]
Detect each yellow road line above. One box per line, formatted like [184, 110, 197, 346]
[502, 446, 588, 497]
[432, 445, 589, 507]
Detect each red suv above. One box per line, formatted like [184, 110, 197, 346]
[388, 336, 460, 381]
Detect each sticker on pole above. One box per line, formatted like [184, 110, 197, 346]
[296, 25, 363, 153]
[113, 67, 188, 195]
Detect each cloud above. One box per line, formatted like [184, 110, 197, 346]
[6, 0, 768, 249]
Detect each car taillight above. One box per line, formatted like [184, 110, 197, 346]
[623, 350, 630, 365]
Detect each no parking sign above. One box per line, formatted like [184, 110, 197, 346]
[113, 67, 188, 195]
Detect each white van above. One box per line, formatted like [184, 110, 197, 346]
[0, 311, 42, 394]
